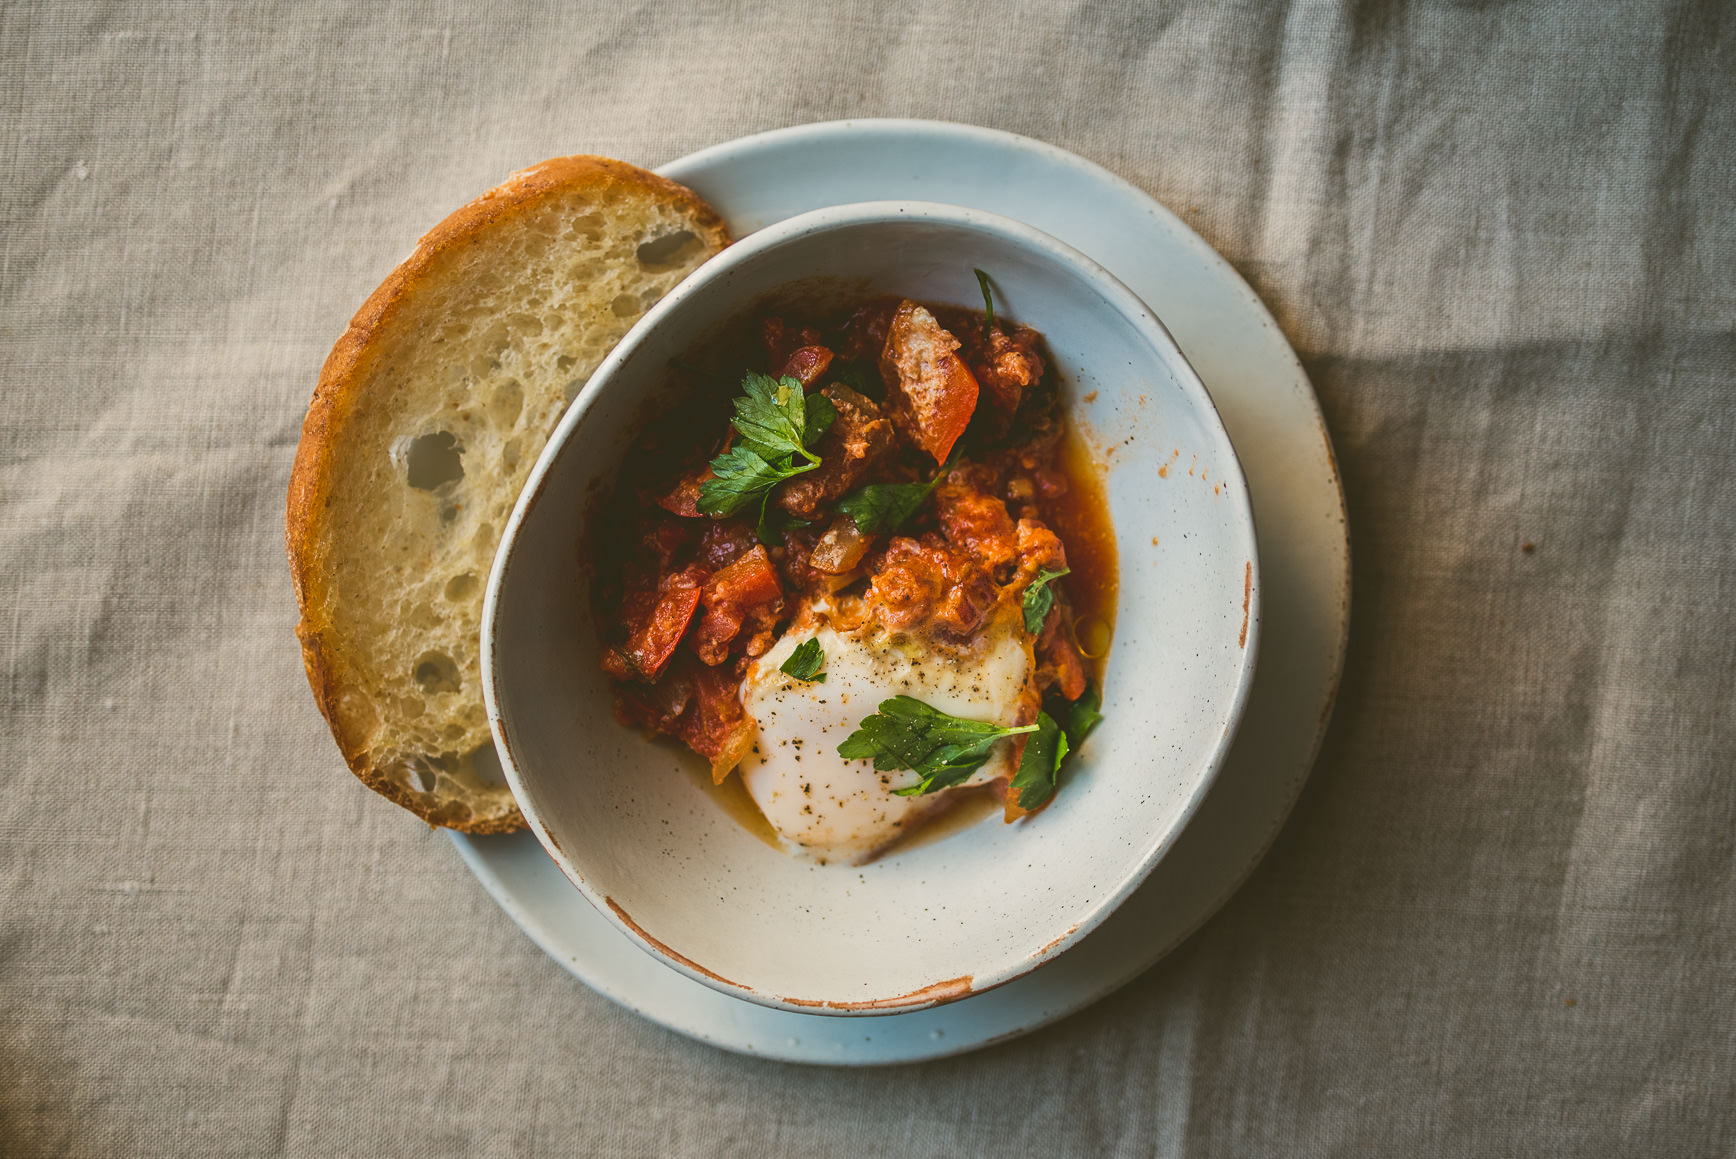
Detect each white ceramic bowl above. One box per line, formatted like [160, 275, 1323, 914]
[483, 201, 1259, 1015]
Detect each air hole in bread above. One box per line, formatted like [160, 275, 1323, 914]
[407, 762, 438, 794]
[610, 293, 639, 318]
[636, 230, 699, 269]
[501, 438, 522, 471]
[414, 651, 462, 694]
[563, 379, 584, 404]
[556, 354, 576, 372]
[404, 431, 464, 491]
[444, 573, 478, 601]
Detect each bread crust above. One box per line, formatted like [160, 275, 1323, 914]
[286, 156, 730, 833]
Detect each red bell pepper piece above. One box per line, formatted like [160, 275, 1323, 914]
[779, 344, 835, 390]
[882, 300, 979, 464]
[690, 546, 783, 666]
[605, 564, 705, 681]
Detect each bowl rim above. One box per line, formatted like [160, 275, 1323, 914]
[482, 199, 1263, 1015]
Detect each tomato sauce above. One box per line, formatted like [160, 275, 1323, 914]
[591, 294, 1118, 803]
[1047, 425, 1118, 682]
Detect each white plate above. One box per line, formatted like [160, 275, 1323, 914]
[449, 119, 1349, 1065]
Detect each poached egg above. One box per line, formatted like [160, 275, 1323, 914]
[737, 602, 1036, 864]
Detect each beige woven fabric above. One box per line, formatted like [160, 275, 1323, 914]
[3, 1, 1733, 1155]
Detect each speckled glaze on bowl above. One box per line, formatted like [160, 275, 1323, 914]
[482, 201, 1259, 1016]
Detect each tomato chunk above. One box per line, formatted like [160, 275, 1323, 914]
[704, 544, 782, 609]
[935, 479, 1018, 569]
[604, 564, 705, 681]
[675, 659, 756, 782]
[863, 535, 997, 639]
[779, 344, 835, 390]
[695, 520, 757, 571]
[690, 545, 783, 666]
[881, 300, 979, 463]
[636, 514, 692, 570]
[1039, 608, 1088, 702]
[615, 655, 754, 782]
[656, 467, 710, 518]
[761, 316, 822, 368]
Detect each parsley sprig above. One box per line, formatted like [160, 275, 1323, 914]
[832, 357, 883, 401]
[779, 637, 826, 683]
[1063, 680, 1106, 743]
[837, 696, 1037, 797]
[1022, 567, 1070, 634]
[1009, 711, 1067, 809]
[1009, 682, 1105, 810]
[974, 268, 995, 329]
[697, 372, 836, 538]
[836, 470, 944, 535]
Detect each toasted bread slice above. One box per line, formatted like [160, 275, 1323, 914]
[287, 156, 729, 832]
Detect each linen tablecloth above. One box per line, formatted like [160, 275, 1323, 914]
[4, 2, 1733, 1154]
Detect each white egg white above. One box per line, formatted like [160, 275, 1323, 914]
[737, 603, 1036, 864]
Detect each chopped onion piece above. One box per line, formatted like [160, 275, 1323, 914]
[810, 516, 872, 575]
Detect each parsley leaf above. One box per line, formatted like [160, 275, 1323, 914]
[756, 503, 810, 546]
[1063, 680, 1105, 746]
[780, 638, 826, 683]
[832, 358, 883, 401]
[731, 372, 822, 464]
[836, 471, 943, 535]
[1022, 567, 1071, 634]
[974, 268, 995, 330]
[1013, 683, 1106, 811]
[696, 372, 831, 519]
[1010, 711, 1069, 810]
[837, 696, 1037, 796]
[697, 445, 802, 518]
[804, 392, 837, 444]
